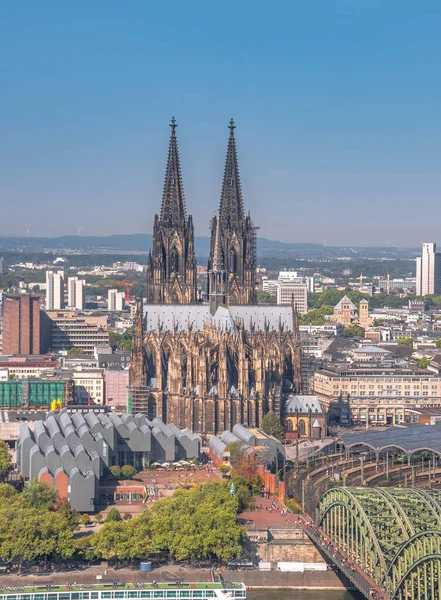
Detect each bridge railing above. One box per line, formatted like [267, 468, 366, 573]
[303, 524, 389, 600]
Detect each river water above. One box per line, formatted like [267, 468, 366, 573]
[248, 591, 363, 599]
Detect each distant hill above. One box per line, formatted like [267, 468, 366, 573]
[0, 234, 325, 254]
[0, 233, 419, 260]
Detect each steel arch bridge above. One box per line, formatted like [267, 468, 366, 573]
[317, 487, 441, 599]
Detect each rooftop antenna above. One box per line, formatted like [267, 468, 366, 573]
[25, 224, 31, 238]
[77, 226, 84, 237]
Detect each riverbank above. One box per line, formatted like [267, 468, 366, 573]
[0, 565, 355, 592]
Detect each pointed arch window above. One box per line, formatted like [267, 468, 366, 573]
[170, 247, 179, 274]
[297, 419, 306, 436]
[230, 248, 238, 274]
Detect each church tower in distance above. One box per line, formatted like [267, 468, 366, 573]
[208, 119, 256, 309]
[146, 117, 197, 304]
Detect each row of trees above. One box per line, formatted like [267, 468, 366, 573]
[0, 480, 245, 568]
[79, 482, 245, 563]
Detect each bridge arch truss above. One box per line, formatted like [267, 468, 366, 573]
[317, 486, 441, 599]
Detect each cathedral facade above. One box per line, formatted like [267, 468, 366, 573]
[130, 119, 302, 436]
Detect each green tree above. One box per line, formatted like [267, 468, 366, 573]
[67, 346, 84, 355]
[121, 465, 136, 479]
[0, 483, 18, 501]
[261, 410, 285, 440]
[150, 482, 244, 562]
[57, 500, 80, 529]
[436, 338, 441, 349]
[23, 480, 57, 510]
[226, 441, 256, 480]
[105, 508, 122, 522]
[74, 534, 97, 562]
[299, 305, 333, 326]
[93, 521, 130, 564]
[110, 465, 122, 479]
[343, 325, 365, 338]
[95, 512, 103, 524]
[256, 290, 276, 304]
[109, 327, 134, 351]
[397, 337, 413, 346]
[418, 356, 431, 368]
[0, 441, 12, 479]
[126, 510, 152, 561]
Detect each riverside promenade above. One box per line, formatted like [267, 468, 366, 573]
[0, 564, 354, 592]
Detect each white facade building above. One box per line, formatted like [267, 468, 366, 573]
[416, 243, 441, 296]
[46, 270, 65, 310]
[108, 289, 125, 311]
[67, 277, 86, 310]
[262, 278, 279, 294]
[276, 282, 308, 313]
[72, 368, 105, 405]
[278, 271, 314, 292]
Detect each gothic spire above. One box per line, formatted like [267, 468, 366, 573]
[211, 213, 224, 271]
[160, 117, 187, 227]
[218, 118, 244, 231]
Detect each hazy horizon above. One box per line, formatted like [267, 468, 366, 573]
[1, 2, 441, 245]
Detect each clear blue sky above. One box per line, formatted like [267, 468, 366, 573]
[1, 1, 441, 246]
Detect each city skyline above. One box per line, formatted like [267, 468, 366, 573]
[1, 2, 441, 245]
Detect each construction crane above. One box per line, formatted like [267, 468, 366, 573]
[108, 280, 135, 303]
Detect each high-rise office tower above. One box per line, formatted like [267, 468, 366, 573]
[2, 294, 41, 355]
[67, 277, 86, 310]
[416, 243, 441, 296]
[46, 270, 65, 310]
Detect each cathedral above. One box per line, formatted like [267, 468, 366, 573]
[130, 118, 302, 436]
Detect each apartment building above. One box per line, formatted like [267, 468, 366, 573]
[276, 282, 308, 313]
[108, 289, 125, 311]
[67, 277, 86, 310]
[313, 363, 441, 425]
[44, 311, 109, 354]
[46, 271, 65, 310]
[416, 243, 441, 296]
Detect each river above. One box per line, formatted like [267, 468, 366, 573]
[248, 591, 363, 599]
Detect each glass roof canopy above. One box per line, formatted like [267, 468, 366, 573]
[342, 422, 441, 456]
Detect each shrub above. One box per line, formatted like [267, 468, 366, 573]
[121, 465, 136, 479]
[285, 498, 302, 514]
[105, 508, 122, 522]
[80, 513, 91, 526]
[110, 465, 122, 479]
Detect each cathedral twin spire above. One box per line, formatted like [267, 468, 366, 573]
[147, 118, 256, 308]
[160, 117, 187, 227]
[146, 117, 196, 304]
[218, 119, 244, 231]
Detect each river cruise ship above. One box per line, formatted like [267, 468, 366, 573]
[0, 583, 246, 600]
